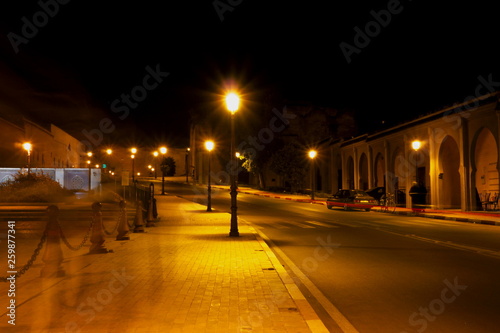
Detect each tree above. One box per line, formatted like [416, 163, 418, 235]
[269, 143, 306, 192]
[160, 157, 176, 176]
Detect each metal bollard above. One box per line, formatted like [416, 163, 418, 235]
[133, 200, 145, 233]
[153, 197, 158, 219]
[116, 200, 130, 240]
[146, 183, 156, 227]
[41, 205, 65, 278]
[89, 202, 111, 254]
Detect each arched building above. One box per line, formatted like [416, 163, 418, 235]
[328, 91, 500, 211]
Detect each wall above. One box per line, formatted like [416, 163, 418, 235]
[0, 168, 101, 190]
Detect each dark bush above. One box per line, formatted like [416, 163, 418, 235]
[0, 172, 74, 203]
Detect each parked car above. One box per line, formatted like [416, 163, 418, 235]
[326, 189, 378, 211]
[365, 187, 406, 205]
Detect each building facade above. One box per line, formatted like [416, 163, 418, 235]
[0, 116, 84, 168]
[329, 91, 499, 211]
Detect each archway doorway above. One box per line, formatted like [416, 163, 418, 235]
[346, 156, 354, 189]
[359, 153, 368, 190]
[374, 153, 385, 187]
[474, 128, 498, 206]
[438, 136, 461, 209]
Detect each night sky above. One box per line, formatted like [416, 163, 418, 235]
[0, 1, 498, 149]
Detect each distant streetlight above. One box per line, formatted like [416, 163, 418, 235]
[412, 140, 421, 182]
[205, 141, 214, 212]
[153, 151, 159, 179]
[87, 151, 92, 191]
[308, 150, 317, 200]
[23, 142, 32, 176]
[130, 148, 138, 183]
[185, 148, 191, 184]
[159, 146, 167, 195]
[226, 92, 240, 237]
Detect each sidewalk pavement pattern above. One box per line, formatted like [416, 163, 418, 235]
[0, 194, 328, 333]
[211, 185, 500, 226]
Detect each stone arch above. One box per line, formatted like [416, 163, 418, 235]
[438, 135, 461, 208]
[346, 156, 354, 189]
[359, 153, 369, 190]
[472, 127, 499, 202]
[374, 152, 385, 187]
[392, 147, 407, 192]
[336, 153, 342, 192]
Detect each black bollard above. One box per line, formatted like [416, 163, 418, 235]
[89, 202, 111, 254]
[116, 200, 130, 240]
[41, 205, 65, 278]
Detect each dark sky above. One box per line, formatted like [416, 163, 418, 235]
[0, 1, 498, 149]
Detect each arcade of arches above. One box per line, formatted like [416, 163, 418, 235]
[325, 92, 500, 211]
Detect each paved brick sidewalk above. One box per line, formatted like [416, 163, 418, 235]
[0, 195, 327, 333]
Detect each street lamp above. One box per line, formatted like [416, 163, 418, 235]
[131, 148, 137, 183]
[153, 151, 159, 179]
[205, 141, 214, 212]
[226, 92, 240, 237]
[23, 142, 32, 176]
[106, 148, 112, 171]
[159, 146, 167, 195]
[308, 150, 317, 200]
[87, 151, 92, 191]
[185, 148, 191, 184]
[411, 140, 421, 182]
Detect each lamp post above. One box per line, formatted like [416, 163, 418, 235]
[159, 146, 167, 195]
[131, 148, 137, 183]
[226, 92, 240, 237]
[23, 142, 32, 176]
[153, 151, 159, 179]
[185, 148, 190, 184]
[106, 148, 112, 172]
[205, 141, 214, 212]
[411, 140, 421, 183]
[308, 150, 317, 200]
[87, 151, 92, 191]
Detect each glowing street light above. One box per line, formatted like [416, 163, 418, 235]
[205, 140, 215, 212]
[185, 147, 191, 184]
[22, 142, 32, 176]
[131, 148, 137, 183]
[226, 91, 240, 237]
[412, 140, 421, 182]
[308, 150, 317, 200]
[86, 151, 93, 191]
[412, 140, 421, 151]
[159, 146, 167, 195]
[153, 151, 159, 179]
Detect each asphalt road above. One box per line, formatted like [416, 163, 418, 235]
[168, 182, 500, 333]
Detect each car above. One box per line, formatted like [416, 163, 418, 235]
[365, 187, 406, 206]
[326, 189, 378, 211]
